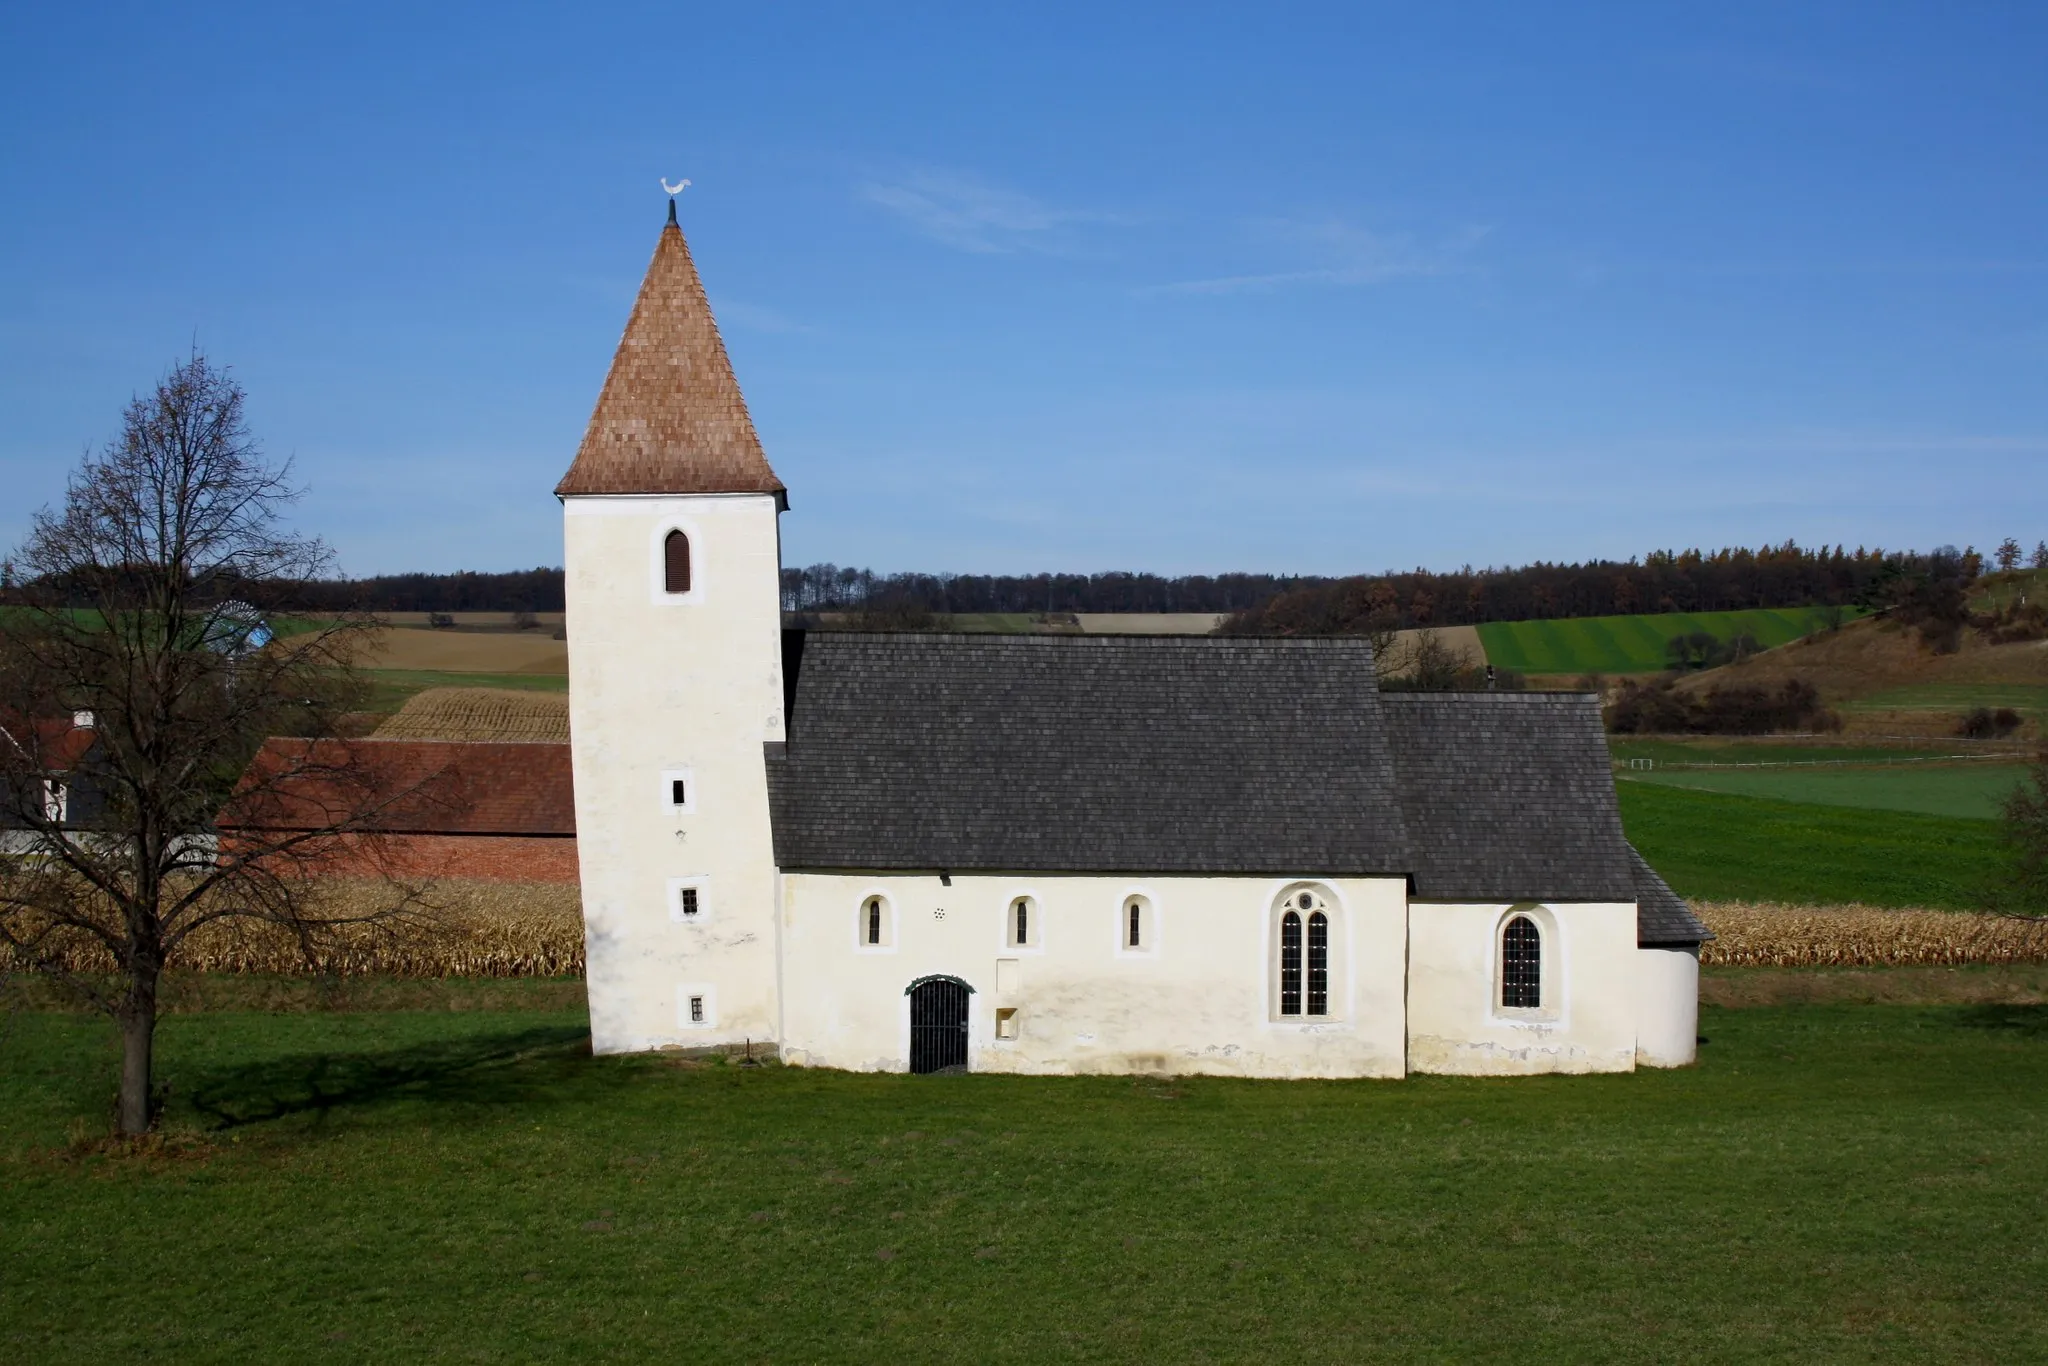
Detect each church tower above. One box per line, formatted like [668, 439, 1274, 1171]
[556, 199, 788, 1054]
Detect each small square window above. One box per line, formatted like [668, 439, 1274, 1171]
[995, 1007, 1019, 1041]
[679, 887, 699, 918]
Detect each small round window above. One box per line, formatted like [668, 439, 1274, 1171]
[1298, 892, 1314, 910]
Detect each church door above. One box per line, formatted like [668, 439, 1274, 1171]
[907, 976, 971, 1074]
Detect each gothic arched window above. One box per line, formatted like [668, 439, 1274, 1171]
[1276, 887, 1338, 1019]
[663, 529, 692, 594]
[1502, 914, 1542, 1009]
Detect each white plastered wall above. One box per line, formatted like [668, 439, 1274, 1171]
[1406, 901, 1640, 1075]
[778, 872, 1410, 1079]
[1635, 945, 1700, 1067]
[564, 493, 785, 1054]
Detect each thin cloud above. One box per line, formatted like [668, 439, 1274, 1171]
[1145, 219, 1489, 296]
[860, 171, 1122, 254]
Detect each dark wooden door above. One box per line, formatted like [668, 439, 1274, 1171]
[908, 978, 970, 1074]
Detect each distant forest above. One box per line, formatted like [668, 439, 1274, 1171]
[1220, 543, 1965, 635]
[258, 542, 1965, 626]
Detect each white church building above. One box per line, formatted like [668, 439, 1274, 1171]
[556, 202, 1710, 1080]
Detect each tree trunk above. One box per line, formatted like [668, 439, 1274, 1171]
[117, 975, 159, 1136]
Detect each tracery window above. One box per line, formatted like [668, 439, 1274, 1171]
[663, 529, 692, 594]
[1501, 914, 1542, 1009]
[1276, 887, 1336, 1018]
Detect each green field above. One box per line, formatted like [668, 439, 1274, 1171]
[1623, 760, 2031, 821]
[1608, 738, 1976, 766]
[1618, 782, 2005, 908]
[1476, 606, 1854, 675]
[1846, 683, 2048, 716]
[5, 998, 2046, 1361]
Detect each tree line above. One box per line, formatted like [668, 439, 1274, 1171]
[1221, 543, 1997, 636]
[12, 542, 2037, 632]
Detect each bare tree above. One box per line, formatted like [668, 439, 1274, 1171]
[0, 354, 437, 1135]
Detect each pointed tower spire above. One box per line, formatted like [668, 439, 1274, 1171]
[555, 205, 786, 501]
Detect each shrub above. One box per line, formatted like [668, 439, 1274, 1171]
[1958, 707, 2025, 740]
[427, 612, 456, 629]
[1608, 677, 1840, 734]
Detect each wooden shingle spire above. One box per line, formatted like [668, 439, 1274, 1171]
[555, 203, 786, 501]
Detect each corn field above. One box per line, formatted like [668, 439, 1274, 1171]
[1696, 901, 2048, 968]
[10, 884, 2047, 979]
[374, 687, 570, 743]
[1, 881, 586, 978]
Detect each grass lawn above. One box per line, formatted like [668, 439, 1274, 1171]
[1476, 606, 1856, 675]
[362, 668, 571, 713]
[1846, 682, 2048, 716]
[4, 999, 2046, 1361]
[1606, 737, 1990, 766]
[1624, 760, 2031, 821]
[1617, 782, 2005, 908]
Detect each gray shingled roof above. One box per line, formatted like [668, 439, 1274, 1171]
[767, 631, 1707, 944]
[1377, 692, 1634, 902]
[770, 632, 1410, 875]
[1629, 846, 1714, 945]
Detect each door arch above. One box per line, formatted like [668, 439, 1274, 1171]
[905, 975, 973, 1074]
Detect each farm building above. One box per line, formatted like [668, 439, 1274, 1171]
[223, 738, 577, 883]
[0, 711, 106, 847]
[556, 200, 1710, 1077]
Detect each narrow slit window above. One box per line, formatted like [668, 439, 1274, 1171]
[1128, 900, 1142, 948]
[1014, 899, 1029, 946]
[679, 887, 699, 918]
[1307, 911, 1328, 1015]
[866, 898, 882, 946]
[663, 529, 692, 594]
[670, 778, 687, 806]
[1502, 915, 1542, 1009]
[1280, 911, 1302, 1016]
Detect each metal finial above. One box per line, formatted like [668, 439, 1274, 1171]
[660, 177, 690, 225]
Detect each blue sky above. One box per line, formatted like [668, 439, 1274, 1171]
[2, 3, 2043, 578]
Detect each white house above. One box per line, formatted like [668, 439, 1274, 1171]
[555, 202, 1710, 1079]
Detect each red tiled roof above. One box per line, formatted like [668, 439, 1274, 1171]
[223, 739, 575, 837]
[0, 714, 96, 773]
[553, 207, 786, 499]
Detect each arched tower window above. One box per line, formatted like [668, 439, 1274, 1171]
[1502, 914, 1542, 1008]
[1128, 899, 1143, 948]
[867, 897, 883, 946]
[1279, 911, 1302, 1015]
[663, 529, 692, 594]
[1014, 899, 1028, 946]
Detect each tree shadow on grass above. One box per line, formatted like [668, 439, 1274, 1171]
[1949, 1004, 2048, 1037]
[186, 1024, 611, 1131]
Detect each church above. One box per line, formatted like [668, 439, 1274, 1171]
[555, 200, 1710, 1079]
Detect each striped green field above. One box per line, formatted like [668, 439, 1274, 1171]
[1476, 606, 1856, 675]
